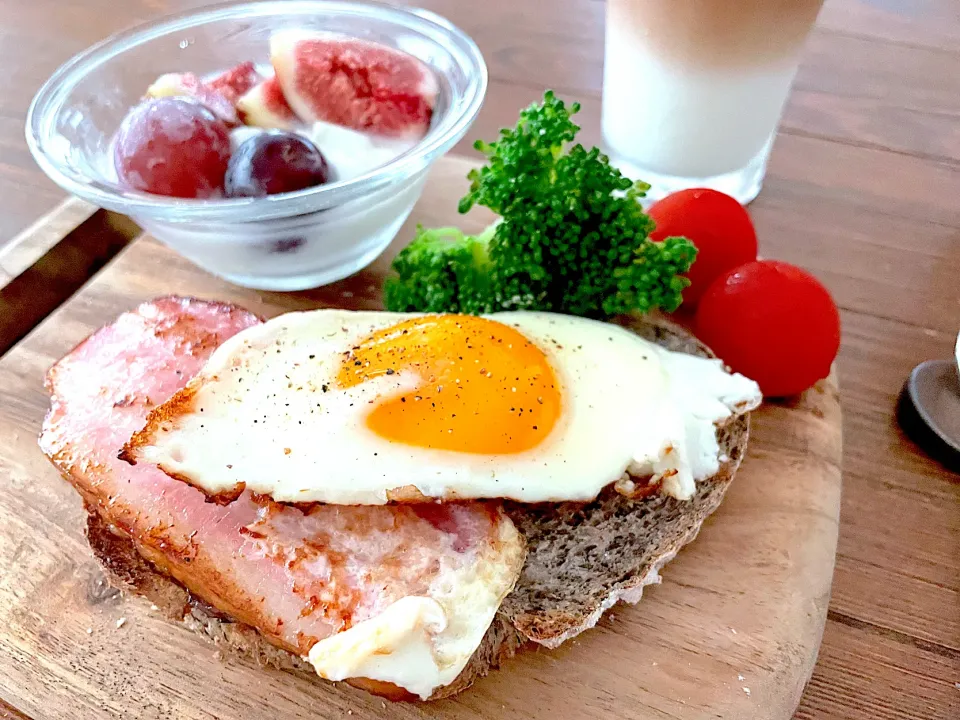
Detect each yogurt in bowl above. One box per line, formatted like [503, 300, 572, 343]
[26, 1, 487, 290]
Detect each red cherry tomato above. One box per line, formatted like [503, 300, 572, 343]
[695, 260, 840, 397]
[648, 189, 758, 306]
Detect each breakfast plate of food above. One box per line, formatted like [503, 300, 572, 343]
[1, 138, 841, 720]
[3, 3, 842, 718]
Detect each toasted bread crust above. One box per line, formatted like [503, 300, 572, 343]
[500, 416, 746, 647]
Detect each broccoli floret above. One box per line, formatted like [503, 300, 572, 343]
[384, 91, 696, 318]
[384, 224, 496, 314]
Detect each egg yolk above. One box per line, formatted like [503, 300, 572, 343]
[337, 315, 561, 454]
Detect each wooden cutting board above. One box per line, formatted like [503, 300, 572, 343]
[0, 155, 841, 720]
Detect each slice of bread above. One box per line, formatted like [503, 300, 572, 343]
[81, 314, 751, 700]
[498, 315, 749, 648]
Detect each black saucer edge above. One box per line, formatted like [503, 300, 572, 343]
[896, 381, 960, 474]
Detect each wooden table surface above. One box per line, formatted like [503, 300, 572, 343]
[0, 1, 958, 719]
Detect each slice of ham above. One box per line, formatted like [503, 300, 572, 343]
[39, 296, 519, 658]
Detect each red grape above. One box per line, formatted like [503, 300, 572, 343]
[113, 97, 231, 199]
[224, 131, 330, 198]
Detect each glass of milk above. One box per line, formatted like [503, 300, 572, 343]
[602, 0, 824, 204]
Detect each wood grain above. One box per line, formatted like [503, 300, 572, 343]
[0, 698, 32, 720]
[817, 0, 960, 51]
[0, 202, 139, 354]
[796, 613, 960, 720]
[830, 311, 959, 646]
[0, 198, 98, 280]
[0, 2, 957, 719]
[0, 157, 841, 720]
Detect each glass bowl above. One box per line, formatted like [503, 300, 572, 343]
[26, 0, 486, 290]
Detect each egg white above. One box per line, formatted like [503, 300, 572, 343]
[133, 310, 760, 503]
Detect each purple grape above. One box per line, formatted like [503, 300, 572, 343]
[224, 131, 330, 198]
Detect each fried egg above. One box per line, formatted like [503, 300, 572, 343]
[126, 310, 761, 504]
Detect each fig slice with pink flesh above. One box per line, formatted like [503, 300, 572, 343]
[145, 72, 240, 126]
[207, 61, 262, 104]
[270, 30, 437, 138]
[237, 75, 298, 130]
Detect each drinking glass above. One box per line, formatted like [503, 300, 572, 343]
[602, 0, 824, 203]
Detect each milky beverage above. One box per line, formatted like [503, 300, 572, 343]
[603, 0, 824, 200]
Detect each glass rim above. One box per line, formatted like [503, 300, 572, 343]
[25, 0, 487, 223]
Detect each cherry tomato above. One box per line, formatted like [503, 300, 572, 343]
[695, 260, 840, 397]
[648, 189, 758, 306]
